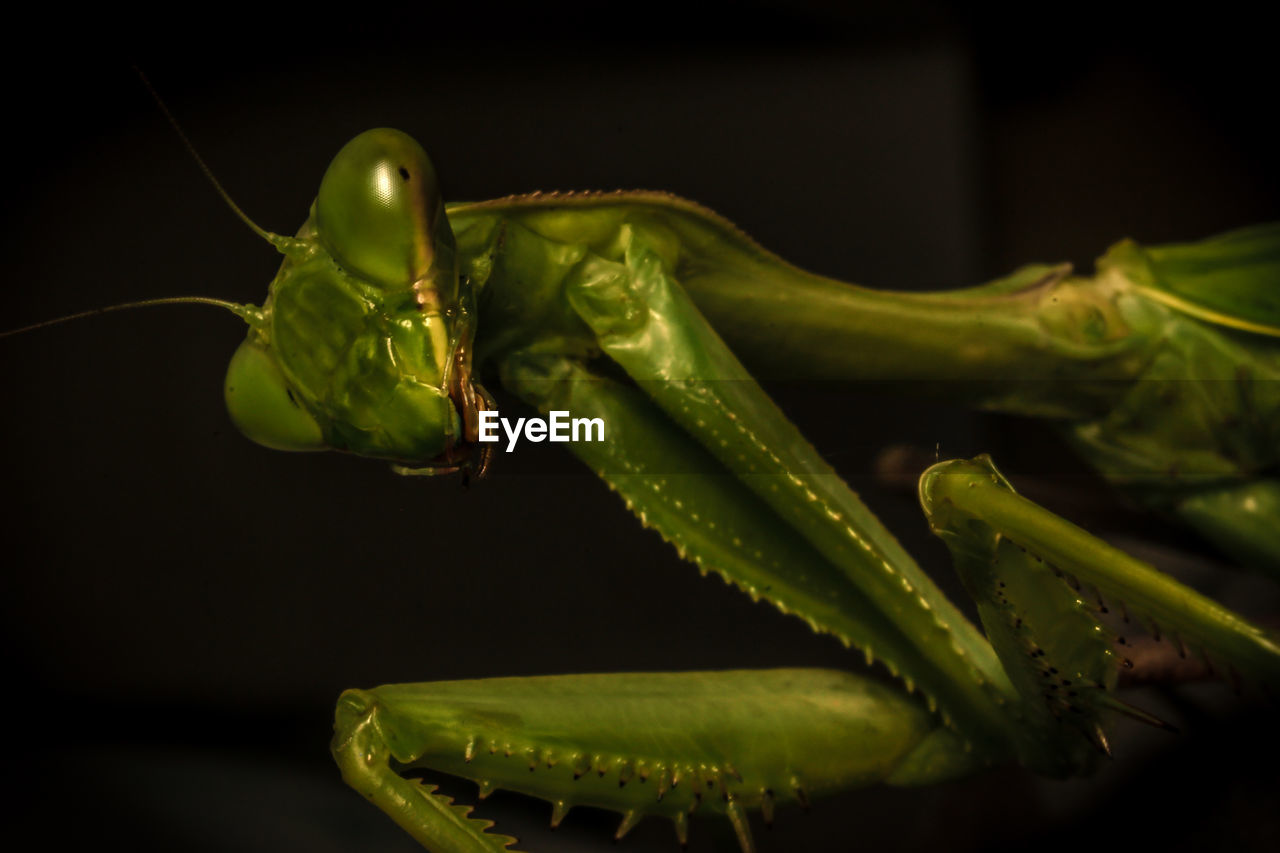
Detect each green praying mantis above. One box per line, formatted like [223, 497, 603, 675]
[5, 58, 1280, 851]
[254, 130, 1280, 852]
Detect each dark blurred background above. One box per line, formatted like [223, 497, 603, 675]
[2, 3, 1278, 850]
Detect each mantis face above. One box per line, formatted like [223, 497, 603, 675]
[224, 129, 489, 473]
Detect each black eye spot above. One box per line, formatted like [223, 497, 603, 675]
[398, 166, 410, 181]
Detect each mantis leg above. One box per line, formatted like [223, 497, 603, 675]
[499, 349, 1001, 727]
[921, 457, 1280, 694]
[535, 221, 1016, 748]
[332, 669, 972, 853]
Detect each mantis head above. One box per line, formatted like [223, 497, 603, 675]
[0, 122, 496, 477]
[224, 128, 492, 475]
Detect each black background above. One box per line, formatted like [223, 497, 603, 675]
[2, 3, 1278, 850]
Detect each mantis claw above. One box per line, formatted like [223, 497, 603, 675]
[332, 690, 522, 852]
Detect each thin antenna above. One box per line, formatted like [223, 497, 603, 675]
[2, 72, 273, 342]
[0, 297, 255, 340]
[132, 66, 289, 251]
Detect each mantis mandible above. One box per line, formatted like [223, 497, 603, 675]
[5, 56, 1274, 845]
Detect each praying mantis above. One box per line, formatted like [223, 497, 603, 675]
[5, 47, 1280, 852]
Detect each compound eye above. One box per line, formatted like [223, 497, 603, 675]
[224, 340, 326, 452]
[315, 128, 445, 288]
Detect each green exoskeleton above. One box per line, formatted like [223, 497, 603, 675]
[163, 127, 1275, 851]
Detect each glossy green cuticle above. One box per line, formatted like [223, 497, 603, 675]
[206, 128, 1280, 851]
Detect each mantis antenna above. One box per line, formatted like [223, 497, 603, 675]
[132, 66, 291, 251]
[1, 69, 286, 339]
[0, 297, 258, 339]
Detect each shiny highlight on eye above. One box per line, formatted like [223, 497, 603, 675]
[374, 162, 396, 206]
